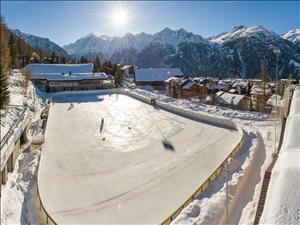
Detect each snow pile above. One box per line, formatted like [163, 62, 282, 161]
[260, 87, 300, 225]
[1, 69, 45, 224]
[267, 94, 284, 107]
[1, 150, 42, 225]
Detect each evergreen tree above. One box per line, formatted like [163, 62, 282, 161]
[61, 57, 66, 64]
[80, 56, 88, 63]
[0, 17, 11, 74]
[0, 66, 10, 109]
[93, 55, 101, 72]
[9, 33, 18, 68]
[114, 65, 124, 87]
[50, 52, 57, 63]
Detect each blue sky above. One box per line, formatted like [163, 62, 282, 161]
[1, 1, 299, 46]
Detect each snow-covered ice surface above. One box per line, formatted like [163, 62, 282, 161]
[131, 88, 278, 225]
[38, 92, 242, 224]
[260, 86, 300, 225]
[1, 150, 43, 225]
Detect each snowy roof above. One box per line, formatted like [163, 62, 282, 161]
[250, 86, 271, 95]
[25, 63, 93, 74]
[182, 81, 194, 89]
[134, 68, 183, 82]
[208, 83, 223, 90]
[164, 76, 180, 83]
[120, 65, 132, 70]
[217, 91, 246, 106]
[31, 72, 108, 81]
[232, 81, 248, 88]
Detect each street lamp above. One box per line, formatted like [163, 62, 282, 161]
[269, 44, 281, 155]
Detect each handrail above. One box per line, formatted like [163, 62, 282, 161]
[0, 106, 27, 149]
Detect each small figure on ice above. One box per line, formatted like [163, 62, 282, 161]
[100, 118, 104, 133]
[151, 98, 159, 110]
[150, 98, 156, 106]
[68, 103, 74, 110]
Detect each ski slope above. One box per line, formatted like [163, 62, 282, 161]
[38, 92, 242, 224]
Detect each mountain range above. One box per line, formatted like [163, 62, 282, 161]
[12, 26, 300, 79]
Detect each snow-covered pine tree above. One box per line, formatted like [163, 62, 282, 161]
[114, 65, 124, 87]
[93, 55, 101, 72]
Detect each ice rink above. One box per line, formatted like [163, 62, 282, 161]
[38, 92, 242, 224]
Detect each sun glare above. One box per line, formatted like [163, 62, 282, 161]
[111, 8, 129, 26]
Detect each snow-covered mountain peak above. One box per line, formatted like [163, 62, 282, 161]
[210, 25, 278, 44]
[282, 28, 300, 43]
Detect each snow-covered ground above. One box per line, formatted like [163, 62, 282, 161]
[1, 150, 42, 225]
[130, 88, 279, 225]
[0, 70, 44, 143]
[1, 69, 45, 225]
[1, 75, 284, 225]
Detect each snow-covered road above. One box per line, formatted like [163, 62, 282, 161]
[38, 93, 242, 224]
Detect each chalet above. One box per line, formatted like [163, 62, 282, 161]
[217, 91, 250, 110]
[232, 80, 250, 95]
[120, 65, 135, 79]
[24, 63, 114, 92]
[181, 81, 208, 100]
[165, 77, 186, 98]
[134, 68, 183, 87]
[250, 84, 273, 112]
[165, 77, 208, 100]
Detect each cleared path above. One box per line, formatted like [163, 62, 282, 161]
[38, 93, 242, 224]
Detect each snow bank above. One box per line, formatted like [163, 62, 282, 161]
[131, 88, 269, 121]
[1, 150, 42, 225]
[260, 86, 300, 225]
[259, 151, 300, 225]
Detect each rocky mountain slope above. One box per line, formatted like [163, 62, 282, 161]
[12, 29, 68, 57]
[11, 25, 300, 78]
[63, 26, 300, 78]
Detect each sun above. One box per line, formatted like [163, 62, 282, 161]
[110, 8, 129, 26]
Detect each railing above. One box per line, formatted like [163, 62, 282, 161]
[161, 132, 245, 225]
[0, 106, 27, 150]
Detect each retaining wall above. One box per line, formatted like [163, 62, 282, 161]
[0, 108, 30, 187]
